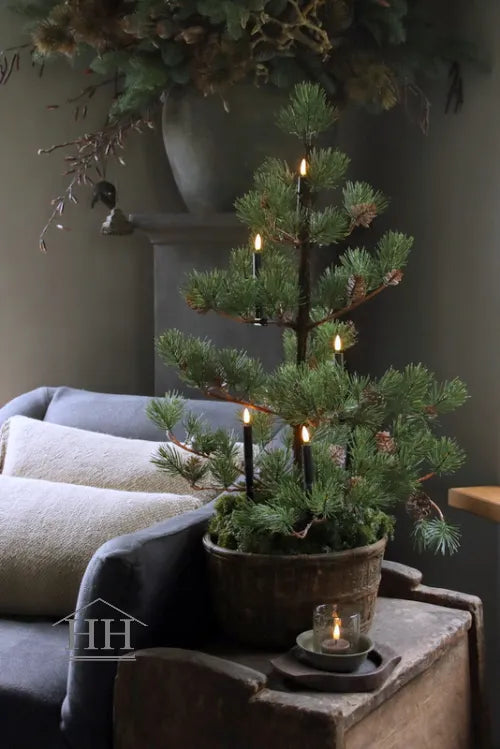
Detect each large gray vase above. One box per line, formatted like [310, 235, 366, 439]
[162, 85, 297, 213]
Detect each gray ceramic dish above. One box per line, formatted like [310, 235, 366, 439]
[296, 630, 373, 673]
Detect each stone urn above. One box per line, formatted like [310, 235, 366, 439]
[162, 84, 298, 214]
[203, 534, 387, 649]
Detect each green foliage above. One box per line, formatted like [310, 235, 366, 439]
[283, 321, 357, 365]
[10, 0, 471, 137]
[153, 445, 209, 486]
[276, 82, 337, 143]
[412, 519, 461, 556]
[308, 147, 350, 191]
[149, 83, 467, 558]
[343, 181, 389, 218]
[147, 394, 185, 434]
[156, 330, 266, 399]
[222, 490, 395, 555]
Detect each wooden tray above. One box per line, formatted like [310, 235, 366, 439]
[271, 643, 401, 692]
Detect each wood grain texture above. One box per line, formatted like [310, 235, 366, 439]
[114, 599, 474, 749]
[345, 637, 471, 749]
[448, 486, 500, 523]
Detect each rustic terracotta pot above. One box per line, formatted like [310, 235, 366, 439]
[203, 534, 387, 649]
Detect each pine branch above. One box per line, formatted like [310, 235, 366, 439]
[310, 283, 387, 328]
[412, 518, 461, 555]
[203, 387, 277, 417]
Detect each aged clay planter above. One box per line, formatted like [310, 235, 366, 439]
[162, 84, 296, 214]
[203, 534, 387, 649]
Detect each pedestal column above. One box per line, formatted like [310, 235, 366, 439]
[132, 213, 283, 395]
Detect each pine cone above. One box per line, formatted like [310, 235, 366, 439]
[375, 431, 396, 454]
[349, 201, 378, 230]
[329, 444, 346, 467]
[406, 491, 434, 521]
[176, 26, 206, 45]
[384, 269, 403, 286]
[346, 274, 367, 303]
[361, 387, 383, 407]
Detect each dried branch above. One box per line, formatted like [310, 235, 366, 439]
[37, 114, 155, 250]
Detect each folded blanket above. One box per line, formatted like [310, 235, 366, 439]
[0, 475, 202, 616]
[0, 415, 217, 501]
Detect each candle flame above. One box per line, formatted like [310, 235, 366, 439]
[333, 621, 341, 641]
[301, 426, 310, 443]
[299, 158, 308, 177]
[254, 233, 262, 252]
[334, 334, 342, 353]
[243, 408, 251, 425]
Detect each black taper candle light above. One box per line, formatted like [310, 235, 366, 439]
[301, 425, 314, 494]
[333, 334, 345, 367]
[253, 233, 263, 321]
[243, 408, 254, 500]
[296, 157, 308, 208]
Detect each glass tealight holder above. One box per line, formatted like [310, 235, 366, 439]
[313, 604, 361, 654]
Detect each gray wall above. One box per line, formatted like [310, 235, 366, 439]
[1, 1, 498, 737]
[0, 8, 180, 405]
[338, 1, 500, 741]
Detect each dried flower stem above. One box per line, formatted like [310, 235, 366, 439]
[38, 114, 154, 250]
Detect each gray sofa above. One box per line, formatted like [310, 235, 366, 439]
[0, 386, 278, 749]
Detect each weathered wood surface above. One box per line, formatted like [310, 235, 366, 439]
[114, 598, 474, 749]
[380, 559, 488, 747]
[345, 637, 470, 749]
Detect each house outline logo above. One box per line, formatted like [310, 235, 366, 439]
[53, 598, 147, 662]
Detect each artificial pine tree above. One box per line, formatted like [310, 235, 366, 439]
[149, 82, 467, 557]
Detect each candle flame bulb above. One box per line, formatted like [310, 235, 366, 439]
[334, 334, 342, 353]
[299, 158, 308, 177]
[243, 408, 251, 425]
[254, 233, 262, 252]
[301, 426, 310, 443]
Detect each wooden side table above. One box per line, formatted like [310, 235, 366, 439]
[114, 565, 488, 749]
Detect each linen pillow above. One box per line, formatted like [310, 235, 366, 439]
[0, 475, 202, 616]
[0, 415, 218, 501]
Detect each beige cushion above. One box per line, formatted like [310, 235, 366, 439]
[0, 416, 217, 501]
[0, 474, 202, 616]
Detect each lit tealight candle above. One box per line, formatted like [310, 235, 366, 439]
[321, 617, 350, 653]
[333, 334, 344, 367]
[301, 426, 314, 494]
[243, 408, 254, 501]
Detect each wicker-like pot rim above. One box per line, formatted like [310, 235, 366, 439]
[203, 534, 387, 562]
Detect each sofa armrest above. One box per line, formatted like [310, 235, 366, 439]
[61, 500, 215, 749]
[0, 386, 56, 427]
